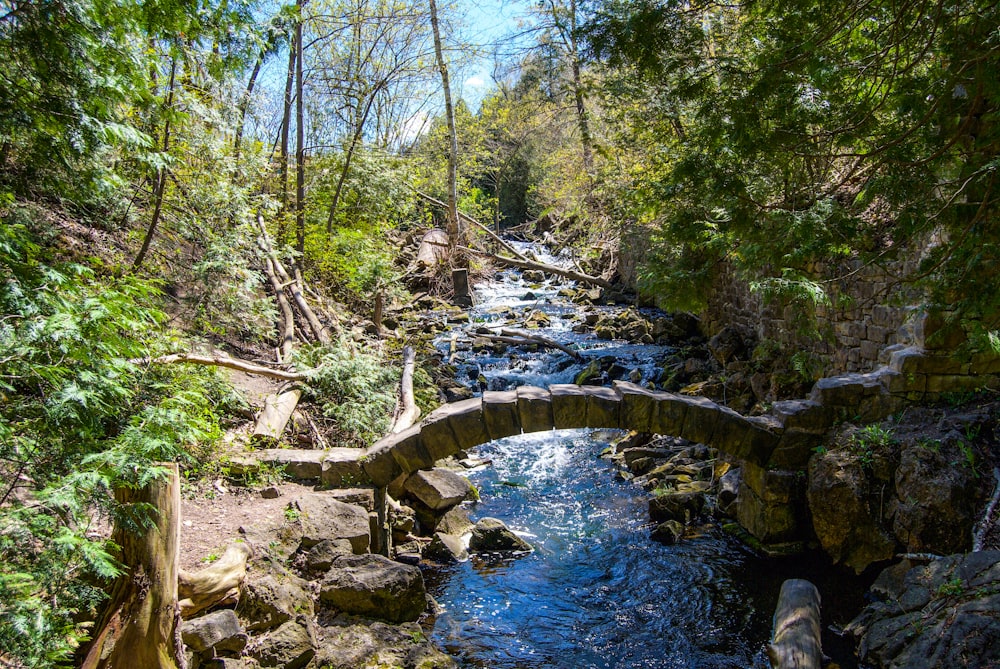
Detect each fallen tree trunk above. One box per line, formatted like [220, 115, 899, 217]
[133, 353, 308, 382]
[412, 188, 529, 261]
[973, 467, 1000, 552]
[462, 246, 614, 289]
[81, 464, 182, 669]
[178, 542, 252, 618]
[482, 328, 583, 360]
[389, 346, 420, 434]
[252, 389, 302, 444]
[767, 579, 822, 669]
[262, 254, 296, 363]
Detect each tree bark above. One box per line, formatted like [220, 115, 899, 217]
[262, 254, 297, 363]
[412, 188, 529, 261]
[429, 0, 460, 253]
[178, 542, 252, 618]
[486, 328, 583, 360]
[132, 57, 177, 272]
[234, 52, 264, 160]
[252, 390, 302, 444]
[80, 464, 182, 669]
[464, 246, 614, 289]
[133, 352, 309, 381]
[389, 346, 420, 434]
[767, 579, 822, 669]
[294, 0, 306, 257]
[278, 26, 297, 241]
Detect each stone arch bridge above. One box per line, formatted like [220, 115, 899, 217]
[362, 380, 820, 489]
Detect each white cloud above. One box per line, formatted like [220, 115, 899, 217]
[464, 75, 486, 88]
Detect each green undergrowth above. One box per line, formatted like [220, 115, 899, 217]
[0, 209, 240, 665]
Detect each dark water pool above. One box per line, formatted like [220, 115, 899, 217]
[424, 430, 869, 669]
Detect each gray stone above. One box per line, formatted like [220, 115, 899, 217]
[435, 506, 474, 536]
[517, 385, 553, 433]
[238, 569, 313, 632]
[313, 619, 457, 669]
[250, 618, 316, 669]
[550, 384, 588, 429]
[181, 609, 247, 654]
[290, 493, 370, 553]
[319, 554, 427, 623]
[320, 448, 368, 487]
[584, 386, 620, 428]
[849, 552, 1000, 669]
[649, 491, 704, 524]
[426, 532, 469, 563]
[305, 538, 354, 573]
[259, 449, 325, 480]
[403, 468, 473, 511]
[651, 520, 684, 545]
[361, 427, 412, 487]
[469, 517, 532, 553]
[807, 450, 895, 573]
[482, 390, 521, 440]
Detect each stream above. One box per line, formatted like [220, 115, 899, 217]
[426, 245, 868, 669]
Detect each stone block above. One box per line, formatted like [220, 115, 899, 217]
[678, 394, 721, 445]
[550, 384, 589, 429]
[737, 415, 782, 466]
[419, 406, 462, 462]
[321, 448, 368, 487]
[292, 492, 370, 553]
[389, 430, 435, 475]
[972, 351, 1000, 375]
[913, 354, 967, 375]
[517, 385, 553, 433]
[583, 386, 621, 428]
[889, 347, 926, 375]
[182, 609, 247, 654]
[859, 340, 882, 363]
[914, 310, 966, 350]
[770, 400, 833, 431]
[867, 325, 892, 343]
[925, 374, 989, 395]
[403, 469, 473, 511]
[613, 381, 658, 433]
[651, 393, 687, 436]
[879, 343, 907, 365]
[361, 431, 407, 488]
[810, 374, 868, 406]
[870, 305, 895, 327]
[482, 390, 520, 441]
[768, 428, 822, 470]
[443, 398, 489, 451]
[259, 449, 325, 480]
[736, 481, 801, 545]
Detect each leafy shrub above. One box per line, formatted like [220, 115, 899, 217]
[296, 340, 400, 447]
[0, 208, 230, 665]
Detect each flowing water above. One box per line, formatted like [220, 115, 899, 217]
[427, 247, 868, 668]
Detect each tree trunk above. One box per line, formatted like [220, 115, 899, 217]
[767, 579, 822, 669]
[467, 247, 614, 289]
[568, 0, 592, 171]
[294, 0, 306, 257]
[325, 82, 385, 234]
[252, 390, 302, 444]
[178, 543, 252, 619]
[132, 58, 177, 272]
[429, 0, 460, 253]
[80, 464, 182, 669]
[234, 52, 264, 160]
[389, 346, 419, 434]
[278, 28, 296, 242]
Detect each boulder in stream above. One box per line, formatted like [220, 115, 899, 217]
[469, 517, 532, 553]
[319, 554, 427, 623]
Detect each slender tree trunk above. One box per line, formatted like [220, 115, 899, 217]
[278, 31, 297, 242]
[234, 52, 264, 160]
[325, 82, 386, 234]
[429, 0, 460, 253]
[294, 1, 306, 257]
[132, 58, 177, 272]
[80, 465, 182, 669]
[567, 0, 592, 170]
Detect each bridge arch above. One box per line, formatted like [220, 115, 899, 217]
[362, 381, 788, 488]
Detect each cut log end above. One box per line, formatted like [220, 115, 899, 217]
[768, 579, 822, 669]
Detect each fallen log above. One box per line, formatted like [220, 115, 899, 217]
[973, 467, 1000, 552]
[262, 254, 296, 363]
[178, 542, 252, 618]
[462, 246, 614, 289]
[767, 579, 822, 669]
[481, 328, 583, 360]
[133, 353, 309, 381]
[389, 346, 420, 434]
[252, 389, 302, 444]
[411, 188, 529, 261]
[81, 464, 182, 669]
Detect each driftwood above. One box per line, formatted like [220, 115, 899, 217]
[134, 353, 308, 381]
[178, 542, 252, 618]
[262, 254, 296, 363]
[461, 246, 614, 289]
[973, 467, 1000, 552]
[81, 464, 182, 669]
[481, 328, 583, 360]
[389, 346, 420, 434]
[257, 214, 331, 348]
[411, 188, 529, 261]
[767, 579, 822, 669]
[252, 389, 302, 444]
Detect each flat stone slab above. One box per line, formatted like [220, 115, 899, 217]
[259, 449, 327, 480]
[403, 468, 473, 511]
[321, 448, 368, 487]
[290, 492, 370, 553]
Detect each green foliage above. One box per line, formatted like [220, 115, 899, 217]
[296, 340, 400, 447]
[0, 209, 230, 665]
[585, 0, 1000, 325]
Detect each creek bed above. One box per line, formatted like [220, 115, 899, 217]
[427, 247, 869, 668]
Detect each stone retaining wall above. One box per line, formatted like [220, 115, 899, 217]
[702, 258, 922, 374]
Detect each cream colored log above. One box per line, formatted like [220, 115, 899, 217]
[767, 579, 822, 669]
[252, 389, 302, 444]
[177, 542, 252, 618]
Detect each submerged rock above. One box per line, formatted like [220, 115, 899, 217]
[468, 517, 532, 553]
